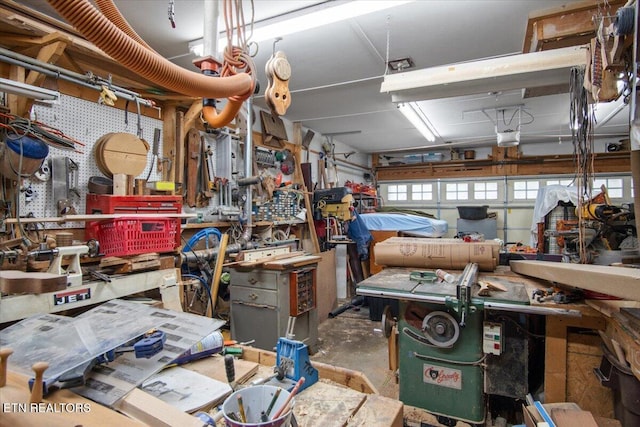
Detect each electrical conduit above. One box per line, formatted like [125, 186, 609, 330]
[47, 0, 253, 127]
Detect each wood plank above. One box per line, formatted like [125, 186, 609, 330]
[316, 249, 337, 323]
[375, 152, 630, 181]
[183, 354, 259, 385]
[162, 104, 177, 185]
[551, 408, 599, 427]
[262, 255, 322, 270]
[1, 370, 144, 427]
[347, 394, 403, 427]
[293, 380, 366, 427]
[511, 261, 640, 302]
[544, 314, 607, 403]
[115, 388, 204, 427]
[586, 299, 640, 318]
[185, 128, 200, 208]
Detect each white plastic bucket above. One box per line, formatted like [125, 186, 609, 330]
[222, 385, 293, 427]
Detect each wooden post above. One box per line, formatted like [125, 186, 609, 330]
[208, 233, 229, 317]
[162, 103, 177, 187]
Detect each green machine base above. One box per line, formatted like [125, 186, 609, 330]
[398, 300, 485, 425]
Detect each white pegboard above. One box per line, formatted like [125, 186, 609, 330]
[19, 94, 163, 229]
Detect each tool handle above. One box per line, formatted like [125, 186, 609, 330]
[224, 354, 235, 383]
[0, 347, 13, 387]
[30, 362, 49, 403]
[272, 377, 304, 419]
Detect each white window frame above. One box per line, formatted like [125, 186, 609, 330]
[387, 184, 407, 201]
[513, 180, 539, 200]
[445, 182, 469, 201]
[412, 183, 433, 201]
[473, 181, 498, 200]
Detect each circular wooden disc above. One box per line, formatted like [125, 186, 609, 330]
[97, 133, 149, 177]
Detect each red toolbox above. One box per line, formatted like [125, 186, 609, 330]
[85, 194, 182, 249]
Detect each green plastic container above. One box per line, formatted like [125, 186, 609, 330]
[398, 300, 485, 425]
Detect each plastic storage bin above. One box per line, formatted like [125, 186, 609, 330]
[91, 217, 178, 257]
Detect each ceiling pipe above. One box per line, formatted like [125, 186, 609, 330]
[0, 48, 154, 108]
[47, 0, 253, 129]
[203, 0, 220, 59]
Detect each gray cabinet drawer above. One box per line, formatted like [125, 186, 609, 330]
[231, 286, 278, 307]
[230, 270, 288, 291]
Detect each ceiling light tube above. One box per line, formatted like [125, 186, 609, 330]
[398, 102, 436, 142]
[0, 78, 59, 101]
[189, 0, 413, 54]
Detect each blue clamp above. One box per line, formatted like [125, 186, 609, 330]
[134, 330, 166, 359]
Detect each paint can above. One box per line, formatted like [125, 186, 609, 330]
[223, 385, 293, 427]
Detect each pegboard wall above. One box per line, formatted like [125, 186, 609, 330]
[16, 94, 163, 229]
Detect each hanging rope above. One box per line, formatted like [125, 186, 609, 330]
[221, 0, 256, 101]
[569, 66, 596, 264]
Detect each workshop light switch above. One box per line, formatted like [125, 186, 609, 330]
[483, 322, 503, 355]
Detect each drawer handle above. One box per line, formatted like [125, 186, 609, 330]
[249, 292, 258, 300]
[248, 278, 258, 285]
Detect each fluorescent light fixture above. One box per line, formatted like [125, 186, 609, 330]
[0, 77, 59, 101]
[190, 0, 413, 54]
[398, 102, 436, 142]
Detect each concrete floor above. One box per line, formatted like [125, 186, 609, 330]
[310, 301, 399, 399]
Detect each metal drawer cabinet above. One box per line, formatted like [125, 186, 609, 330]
[230, 268, 318, 352]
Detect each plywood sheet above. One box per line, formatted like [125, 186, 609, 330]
[184, 354, 259, 385]
[510, 260, 640, 302]
[566, 333, 614, 419]
[550, 408, 599, 427]
[316, 249, 337, 323]
[346, 394, 403, 427]
[293, 380, 365, 427]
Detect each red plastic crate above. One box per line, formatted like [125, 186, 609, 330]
[85, 195, 182, 247]
[92, 217, 178, 257]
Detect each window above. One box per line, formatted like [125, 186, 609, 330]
[445, 183, 468, 201]
[412, 183, 433, 201]
[513, 180, 539, 200]
[546, 179, 573, 186]
[387, 184, 407, 201]
[592, 178, 623, 199]
[474, 182, 498, 200]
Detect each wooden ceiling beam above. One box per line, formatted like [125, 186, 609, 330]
[523, 0, 626, 54]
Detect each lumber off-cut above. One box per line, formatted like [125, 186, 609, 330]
[373, 237, 500, 271]
[511, 260, 640, 302]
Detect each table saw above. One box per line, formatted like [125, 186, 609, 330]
[356, 263, 579, 426]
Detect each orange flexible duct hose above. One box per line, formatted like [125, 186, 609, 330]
[47, 0, 253, 102]
[202, 100, 243, 128]
[95, 0, 154, 52]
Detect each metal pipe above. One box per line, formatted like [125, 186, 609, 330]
[243, 97, 254, 242]
[203, 0, 220, 58]
[0, 51, 154, 107]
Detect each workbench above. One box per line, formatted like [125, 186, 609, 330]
[0, 268, 181, 323]
[0, 344, 402, 427]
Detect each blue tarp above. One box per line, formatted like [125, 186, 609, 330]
[346, 211, 373, 260]
[359, 213, 448, 237]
